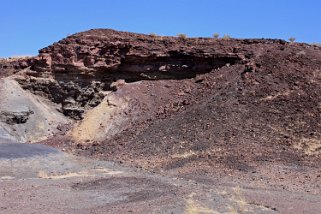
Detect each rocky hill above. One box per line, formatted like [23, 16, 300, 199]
[1, 29, 321, 198]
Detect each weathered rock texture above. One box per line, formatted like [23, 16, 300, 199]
[12, 29, 291, 120]
[2, 29, 321, 164]
[0, 57, 34, 78]
[1, 29, 321, 213]
[33, 29, 246, 75]
[0, 110, 34, 125]
[33, 30, 321, 174]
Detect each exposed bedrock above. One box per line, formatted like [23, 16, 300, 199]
[0, 110, 34, 125]
[0, 57, 35, 78]
[17, 29, 276, 119]
[2, 28, 321, 156]
[16, 75, 106, 120]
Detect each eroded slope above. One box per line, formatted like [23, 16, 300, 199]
[1, 29, 321, 213]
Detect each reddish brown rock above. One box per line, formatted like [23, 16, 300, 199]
[0, 57, 34, 78]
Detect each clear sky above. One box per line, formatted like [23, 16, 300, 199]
[1, 0, 320, 57]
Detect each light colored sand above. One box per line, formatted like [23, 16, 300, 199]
[70, 94, 128, 144]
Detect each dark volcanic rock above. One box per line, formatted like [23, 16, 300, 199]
[0, 110, 34, 125]
[16, 76, 105, 120]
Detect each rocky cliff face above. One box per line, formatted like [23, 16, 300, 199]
[12, 29, 290, 120]
[34, 29, 246, 75]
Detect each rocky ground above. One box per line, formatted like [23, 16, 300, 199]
[1, 29, 321, 213]
[0, 138, 283, 214]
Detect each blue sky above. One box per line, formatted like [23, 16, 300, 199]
[1, 0, 320, 57]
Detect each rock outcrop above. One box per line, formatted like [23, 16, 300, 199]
[33, 29, 246, 75]
[1, 29, 321, 212]
[1, 29, 321, 199]
[0, 57, 34, 78]
[25, 29, 320, 175]
[11, 29, 290, 120]
[1, 29, 321, 158]
[0, 110, 34, 125]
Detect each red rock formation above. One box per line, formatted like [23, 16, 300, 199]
[14, 29, 292, 119]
